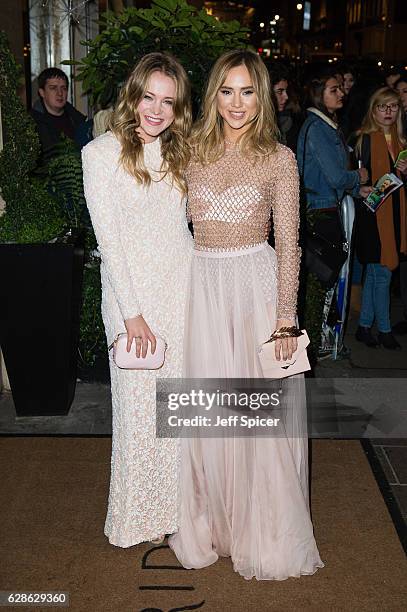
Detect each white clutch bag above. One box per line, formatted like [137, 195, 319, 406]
[258, 329, 311, 378]
[108, 333, 167, 370]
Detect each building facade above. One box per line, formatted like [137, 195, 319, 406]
[346, 0, 407, 63]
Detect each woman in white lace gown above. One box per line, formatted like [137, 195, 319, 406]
[82, 53, 193, 547]
[169, 50, 324, 580]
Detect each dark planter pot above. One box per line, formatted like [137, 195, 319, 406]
[0, 233, 84, 416]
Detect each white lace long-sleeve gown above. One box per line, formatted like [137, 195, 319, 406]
[82, 132, 193, 547]
[169, 143, 324, 580]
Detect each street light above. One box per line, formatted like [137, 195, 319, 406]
[260, 22, 265, 27]
[275, 14, 280, 20]
[297, 3, 303, 9]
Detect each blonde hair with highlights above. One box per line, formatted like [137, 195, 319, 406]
[109, 52, 192, 193]
[190, 50, 279, 163]
[355, 87, 406, 157]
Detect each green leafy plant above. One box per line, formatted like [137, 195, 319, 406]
[66, 0, 250, 108]
[0, 32, 66, 243]
[79, 259, 106, 368]
[47, 138, 89, 230]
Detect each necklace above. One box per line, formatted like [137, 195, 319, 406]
[224, 138, 238, 149]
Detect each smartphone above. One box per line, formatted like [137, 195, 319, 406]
[395, 149, 407, 165]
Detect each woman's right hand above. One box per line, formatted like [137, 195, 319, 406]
[358, 185, 373, 199]
[395, 159, 407, 175]
[358, 167, 369, 185]
[124, 315, 156, 358]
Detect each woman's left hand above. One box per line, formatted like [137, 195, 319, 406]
[274, 318, 298, 361]
[395, 159, 407, 175]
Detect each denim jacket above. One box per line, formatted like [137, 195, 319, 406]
[297, 108, 360, 209]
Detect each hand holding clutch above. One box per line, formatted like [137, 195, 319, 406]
[258, 329, 311, 378]
[109, 333, 167, 370]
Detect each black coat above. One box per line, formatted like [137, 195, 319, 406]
[30, 99, 86, 162]
[353, 133, 404, 264]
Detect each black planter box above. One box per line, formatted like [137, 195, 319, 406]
[0, 234, 84, 416]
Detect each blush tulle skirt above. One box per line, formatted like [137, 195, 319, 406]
[169, 243, 324, 580]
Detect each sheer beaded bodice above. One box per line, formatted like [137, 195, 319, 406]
[186, 143, 301, 318]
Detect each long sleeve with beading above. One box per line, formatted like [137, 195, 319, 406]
[82, 144, 142, 322]
[271, 146, 301, 320]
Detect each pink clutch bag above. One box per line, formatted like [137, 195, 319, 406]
[258, 330, 311, 378]
[108, 333, 167, 370]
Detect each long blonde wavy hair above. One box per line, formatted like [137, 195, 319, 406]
[355, 87, 406, 157]
[190, 49, 279, 163]
[109, 52, 192, 193]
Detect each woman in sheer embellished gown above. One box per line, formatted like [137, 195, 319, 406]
[82, 53, 193, 547]
[169, 50, 324, 580]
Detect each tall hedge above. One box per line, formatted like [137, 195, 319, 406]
[0, 32, 65, 243]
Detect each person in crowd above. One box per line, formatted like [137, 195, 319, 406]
[337, 64, 356, 138]
[341, 66, 381, 139]
[395, 76, 407, 135]
[82, 53, 193, 547]
[334, 70, 344, 89]
[342, 67, 356, 97]
[384, 66, 403, 90]
[169, 50, 324, 581]
[352, 87, 407, 348]
[297, 69, 369, 216]
[270, 65, 303, 152]
[296, 69, 371, 354]
[31, 67, 86, 162]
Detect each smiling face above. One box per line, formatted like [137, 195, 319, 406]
[136, 71, 176, 143]
[39, 77, 68, 116]
[273, 79, 289, 112]
[216, 64, 258, 142]
[323, 77, 344, 113]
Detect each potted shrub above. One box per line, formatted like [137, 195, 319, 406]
[0, 32, 85, 416]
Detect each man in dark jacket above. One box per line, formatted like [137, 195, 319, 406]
[31, 67, 86, 162]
